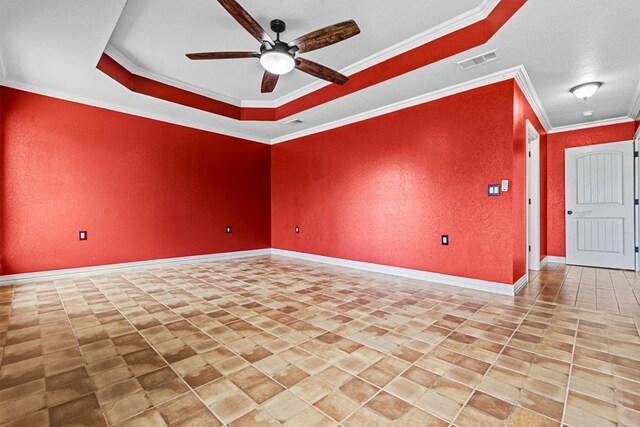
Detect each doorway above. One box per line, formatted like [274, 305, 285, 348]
[564, 140, 635, 269]
[526, 121, 541, 271]
[635, 127, 640, 270]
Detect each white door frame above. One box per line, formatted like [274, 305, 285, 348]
[526, 120, 541, 271]
[635, 126, 640, 271]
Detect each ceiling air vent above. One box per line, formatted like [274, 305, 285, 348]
[457, 50, 499, 70]
[284, 119, 304, 126]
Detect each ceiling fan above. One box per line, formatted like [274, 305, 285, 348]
[185, 0, 361, 93]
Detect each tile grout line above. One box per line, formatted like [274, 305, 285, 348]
[446, 302, 539, 426]
[202, 261, 574, 425]
[559, 317, 580, 426]
[145, 264, 496, 425]
[112, 268, 343, 425]
[308, 311, 464, 425]
[609, 269, 625, 315]
[554, 264, 577, 307]
[85, 275, 227, 426]
[98, 262, 614, 425]
[605, 269, 616, 313]
[219, 263, 499, 425]
[0, 285, 17, 357]
[158, 262, 421, 424]
[140, 266, 414, 425]
[3, 259, 639, 426]
[249, 272, 496, 424]
[51, 279, 111, 427]
[176, 263, 530, 423]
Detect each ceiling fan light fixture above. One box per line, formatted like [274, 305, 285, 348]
[260, 50, 295, 75]
[186, 1, 360, 92]
[570, 82, 602, 100]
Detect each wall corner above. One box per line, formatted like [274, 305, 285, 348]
[0, 87, 4, 275]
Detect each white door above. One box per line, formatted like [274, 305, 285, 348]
[565, 140, 635, 269]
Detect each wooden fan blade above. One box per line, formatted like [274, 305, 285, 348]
[295, 58, 348, 85]
[217, 0, 274, 44]
[261, 71, 279, 93]
[186, 52, 259, 60]
[290, 20, 360, 53]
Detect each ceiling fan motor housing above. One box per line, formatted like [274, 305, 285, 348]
[260, 42, 294, 56]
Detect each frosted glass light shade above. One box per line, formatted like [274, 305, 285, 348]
[260, 51, 295, 75]
[570, 82, 602, 100]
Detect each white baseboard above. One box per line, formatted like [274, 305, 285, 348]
[546, 256, 566, 264]
[0, 249, 271, 286]
[513, 273, 528, 295]
[271, 249, 519, 296]
[1, 247, 528, 296]
[540, 257, 548, 269]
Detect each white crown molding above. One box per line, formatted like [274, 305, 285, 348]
[244, 0, 501, 108]
[0, 79, 270, 144]
[272, 249, 519, 295]
[103, 0, 501, 109]
[7, 64, 632, 147]
[0, 37, 6, 82]
[629, 78, 640, 120]
[547, 116, 635, 135]
[104, 45, 242, 107]
[513, 66, 552, 131]
[546, 256, 566, 264]
[105, 0, 522, 116]
[270, 65, 544, 144]
[0, 249, 271, 286]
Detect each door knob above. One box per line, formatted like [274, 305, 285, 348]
[567, 210, 573, 215]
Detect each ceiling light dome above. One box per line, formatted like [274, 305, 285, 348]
[570, 82, 602, 100]
[260, 49, 295, 75]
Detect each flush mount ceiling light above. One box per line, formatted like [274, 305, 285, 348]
[570, 82, 602, 100]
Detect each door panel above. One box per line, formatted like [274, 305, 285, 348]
[575, 152, 622, 205]
[576, 218, 622, 253]
[565, 140, 634, 269]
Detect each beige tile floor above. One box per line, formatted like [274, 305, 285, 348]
[521, 263, 640, 318]
[0, 256, 639, 426]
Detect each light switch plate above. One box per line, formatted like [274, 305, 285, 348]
[488, 184, 500, 196]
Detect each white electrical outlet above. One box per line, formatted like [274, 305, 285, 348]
[501, 180, 509, 192]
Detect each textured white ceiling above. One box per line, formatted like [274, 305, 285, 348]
[107, 0, 482, 103]
[0, 0, 639, 143]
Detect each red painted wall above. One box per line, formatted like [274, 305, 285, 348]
[0, 87, 271, 275]
[0, 89, 4, 274]
[546, 122, 637, 257]
[5, 81, 629, 279]
[513, 84, 548, 276]
[272, 80, 521, 285]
